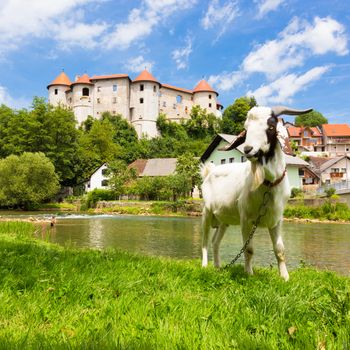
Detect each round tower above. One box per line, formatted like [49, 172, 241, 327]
[71, 73, 94, 124]
[192, 79, 218, 115]
[131, 69, 160, 138]
[47, 71, 71, 107]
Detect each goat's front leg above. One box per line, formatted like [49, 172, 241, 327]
[212, 224, 227, 268]
[241, 222, 254, 275]
[201, 209, 211, 267]
[268, 221, 289, 281]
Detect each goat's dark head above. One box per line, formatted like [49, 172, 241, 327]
[226, 106, 312, 162]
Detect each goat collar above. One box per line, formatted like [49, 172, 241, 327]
[263, 168, 287, 188]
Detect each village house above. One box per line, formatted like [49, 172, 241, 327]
[308, 155, 350, 187]
[286, 123, 350, 156]
[322, 124, 350, 156]
[47, 69, 222, 138]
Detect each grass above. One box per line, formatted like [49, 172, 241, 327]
[284, 201, 350, 222]
[0, 221, 349, 349]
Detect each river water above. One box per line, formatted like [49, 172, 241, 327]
[20, 213, 349, 276]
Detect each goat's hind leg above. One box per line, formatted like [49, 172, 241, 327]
[201, 209, 211, 267]
[269, 221, 289, 281]
[212, 224, 227, 268]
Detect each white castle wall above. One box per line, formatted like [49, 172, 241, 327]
[193, 91, 218, 115]
[131, 81, 160, 138]
[48, 85, 69, 106]
[92, 78, 130, 120]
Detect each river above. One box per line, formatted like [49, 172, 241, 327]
[18, 213, 349, 276]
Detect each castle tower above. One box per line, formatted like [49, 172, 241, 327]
[131, 69, 160, 138]
[47, 71, 71, 107]
[71, 73, 94, 124]
[192, 79, 218, 115]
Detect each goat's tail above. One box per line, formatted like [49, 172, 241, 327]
[200, 162, 215, 180]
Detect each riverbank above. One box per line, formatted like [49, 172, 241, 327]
[0, 221, 349, 348]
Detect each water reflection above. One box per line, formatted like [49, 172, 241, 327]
[41, 215, 350, 276]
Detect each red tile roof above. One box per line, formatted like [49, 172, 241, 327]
[72, 73, 94, 85]
[287, 126, 301, 137]
[310, 127, 322, 137]
[322, 124, 350, 137]
[128, 159, 148, 176]
[47, 71, 72, 88]
[162, 83, 192, 94]
[90, 74, 129, 81]
[133, 69, 159, 84]
[193, 79, 217, 94]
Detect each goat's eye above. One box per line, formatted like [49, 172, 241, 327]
[268, 126, 275, 130]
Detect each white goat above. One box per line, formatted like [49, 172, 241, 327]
[201, 106, 312, 280]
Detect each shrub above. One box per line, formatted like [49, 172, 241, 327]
[290, 187, 303, 198]
[85, 189, 117, 208]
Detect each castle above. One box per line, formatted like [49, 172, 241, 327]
[47, 69, 222, 138]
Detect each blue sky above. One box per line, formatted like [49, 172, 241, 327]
[0, 0, 349, 124]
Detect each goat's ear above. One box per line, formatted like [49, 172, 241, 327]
[276, 122, 293, 156]
[223, 130, 246, 151]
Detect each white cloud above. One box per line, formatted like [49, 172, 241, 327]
[243, 16, 348, 78]
[254, 0, 284, 19]
[104, 0, 197, 50]
[208, 71, 245, 91]
[0, 0, 108, 55]
[201, 0, 239, 39]
[247, 66, 330, 105]
[172, 37, 192, 70]
[0, 84, 31, 109]
[124, 56, 154, 73]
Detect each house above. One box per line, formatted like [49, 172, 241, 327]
[48, 69, 222, 138]
[322, 124, 350, 156]
[128, 158, 177, 176]
[85, 163, 109, 192]
[287, 125, 324, 152]
[200, 133, 309, 189]
[309, 155, 350, 186]
[85, 158, 178, 192]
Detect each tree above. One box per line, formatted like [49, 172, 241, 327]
[220, 96, 257, 134]
[0, 152, 59, 210]
[107, 160, 137, 197]
[295, 110, 328, 127]
[175, 152, 201, 196]
[0, 98, 80, 186]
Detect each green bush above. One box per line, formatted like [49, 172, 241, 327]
[85, 189, 117, 208]
[290, 188, 303, 198]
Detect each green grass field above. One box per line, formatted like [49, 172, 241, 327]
[0, 221, 349, 349]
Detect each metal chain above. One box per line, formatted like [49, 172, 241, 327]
[223, 188, 272, 270]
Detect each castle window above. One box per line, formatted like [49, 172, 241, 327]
[209, 103, 212, 108]
[162, 101, 166, 107]
[97, 98, 101, 104]
[112, 110, 116, 115]
[140, 84, 144, 91]
[140, 98, 144, 104]
[209, 94, 212, 99]
[176, 95, 182, 104]
[82, 87, 89, 96]
[173, 103, 176, 109]
[97, 86, 101, 92]
[185, 106, 188, 113]
[113, 84, 118, 92]
[54, 89, 58, 95]
[112, 97, 117, 104]
[153, 85, 156, 92]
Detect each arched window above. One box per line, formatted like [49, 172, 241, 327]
[176, 95, 182, 104]
[82, 87, 89, 96]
